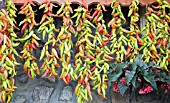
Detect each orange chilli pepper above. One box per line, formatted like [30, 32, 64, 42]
[5, 88, 15, 92]
[40, 14, 47, 24]
[0, 68, 5, 73]
[29, 23, 34, 31]
[152, 51, 159, 58]
[27, 69, 32, 78]
[12, 78, 15, 88]
[86, 54, 95, 60]
[4, 70, 8, 80]
[126, 46, 131, 57]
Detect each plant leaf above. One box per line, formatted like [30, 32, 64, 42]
[108, 68, 123, 82]
[125, 63, 137, 84]
[135, 55, 144, 67]
[144, 72, 157, 90]
[147, 61, 154, 67]
[108, 63, 124, 86]
[131, 75, 137, 88]
[118, 81, 128, 96]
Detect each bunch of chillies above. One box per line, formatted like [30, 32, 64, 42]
[109, 0, 130, 63]
[89, 4, 111, 99]
[140, 0, 170, 71]
[56, 2, 75, 85]
[125, 0, 140, 62]
[38, 0, 59, 78]
[17, 0, 40, 78]
[72, 1, 95, 102]
[0, 4, 18, 103]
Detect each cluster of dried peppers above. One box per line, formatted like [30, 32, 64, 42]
[89, 4, 111, 99]
[126, 0, 140, 62]
[141, 0, 170, 71]
[109, 0, 130, 63]
[57, 2, 74, 84]
[0, 0, 19, 102]
[17, 0, 40, 78]
[72, 3, 94, 102]
[38, 0, 59, 78]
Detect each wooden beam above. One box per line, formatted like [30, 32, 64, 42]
[11, 0, 170, 6]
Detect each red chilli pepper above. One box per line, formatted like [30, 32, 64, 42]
[49, 3, 53, 12]
[136, 34, 143, 46]
[167, 58, 170, 62]
[6, 30, 10, 37]
[98, 25, 104, 34]
[31, 43, 38, 50]
[65, 74, 71, 85]
[21, 22, 28, 34]
[20, 1, 28, 9]
[100, 40, 109, 48]
[67, 6, 73, 13]
[77, 24, 82, 32]
[91, 11, 98, 21]
[148, 33, 154, 41]
[79, 75, 85, 84]
[69, 25, 76, 34]
[46, 12, 58, 17]
[42, 69, 50, 78]
[86, 82, 91, 94]
[86, 54, 95, 60]
[95, 11, 101, 24]
[91, 65, 96, 72]
[28, 0, 36, 6]
[7, 54, 13, 59]
[162, 39, 167, 48]
[85, 14, 93, 19]
[82, 0, 88, 10]
[76, 44, 80, 51]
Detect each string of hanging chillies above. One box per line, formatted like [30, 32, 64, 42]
[56, 2, 74, 84]
[89, 4, 110, 99]
[109, 0, 130, 63]
[140, 0, 170, 71]
[72, 2, 94, 102]
[0, 0, 19, 102]
[38, 0, 59, 78]
[17, 0, 40, 78]
[6, 0, 17, 24]
[125, 0, 140, 62]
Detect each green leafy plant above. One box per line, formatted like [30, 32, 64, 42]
[108, 55, 170, 95]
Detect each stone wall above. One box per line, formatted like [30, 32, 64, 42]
[2, 5, 170, 103]
[11, 75, 170, 103]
